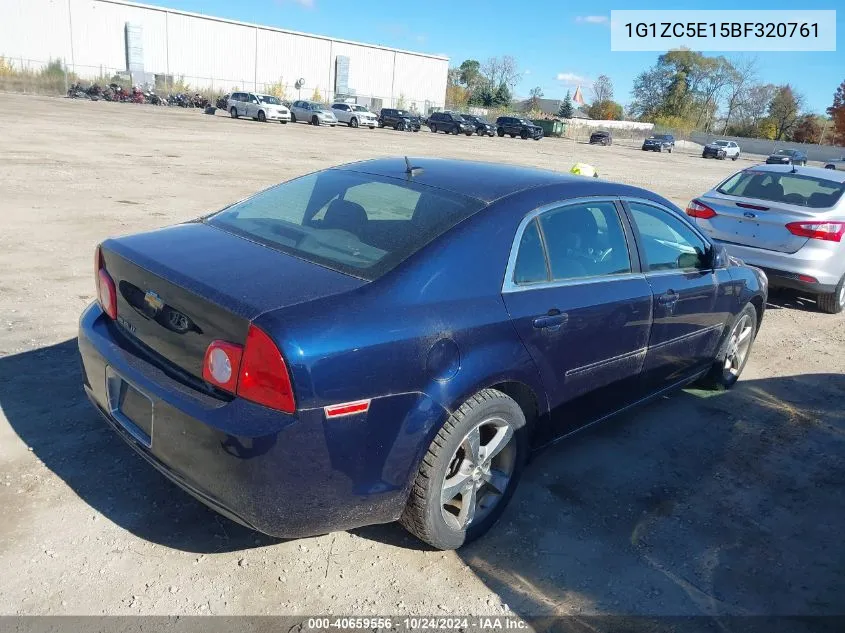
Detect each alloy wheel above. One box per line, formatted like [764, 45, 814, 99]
[440, 416, 516, 531]
[724, 314, 754, 376]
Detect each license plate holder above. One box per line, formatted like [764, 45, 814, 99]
[106, 367, 154, 447]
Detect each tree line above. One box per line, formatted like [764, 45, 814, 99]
[445, 51, 845, 145]
[630, 49, 843, 144]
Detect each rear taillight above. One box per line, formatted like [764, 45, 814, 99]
[686, 199, 717, 219]
[202, 325, 296, 413]
[95, 246, 117, 319]
[238, 325, 296, 413]
[786, 221, 845, 242]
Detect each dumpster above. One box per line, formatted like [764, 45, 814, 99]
[531, 119, 565, 137]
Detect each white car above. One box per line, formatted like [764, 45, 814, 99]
[330, 103, 378, 129]
[702, 139, 741, 160]
[227, 92, 290, 123]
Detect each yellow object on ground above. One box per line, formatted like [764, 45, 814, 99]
[570, 163, 599, 178]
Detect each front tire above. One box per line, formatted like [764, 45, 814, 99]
[497, 128, 505, 137]
[230, 107, 238, 119]
[311, 115, 320, 126]
[698, 304, 758, 390]
[818, 274, 845, 314]
[732, 154, 739, 161]
[350, 117, 359, 128]
[520, 129, 528, 140]
[258, 110, 266, 122]
[400, 389, 528, 550]
[290, 112, 296, 123]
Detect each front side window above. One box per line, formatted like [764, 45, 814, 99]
[628, 202, 708, 272]
[538, 202, 632, 281]
[207, 171, 484, 280]
[259, 96, 281, 105]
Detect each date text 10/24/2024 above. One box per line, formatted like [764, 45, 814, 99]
[305, 617, 529, 630]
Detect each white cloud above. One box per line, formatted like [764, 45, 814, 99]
[277, 0, 314, 7]
[556, 72, 588, 85]
[575, 15, 609, 25]
[524, 69, 532, 75]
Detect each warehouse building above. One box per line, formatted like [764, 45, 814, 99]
[2, 0, 449, 112]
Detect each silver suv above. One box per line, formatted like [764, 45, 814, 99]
[290, 100, 337, 126]
[690, 164, 845, 313]
[227, 92, 290, 123]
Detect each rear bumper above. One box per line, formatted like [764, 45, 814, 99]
[714, 240, 843, 291]
[78, 303, 447, 538]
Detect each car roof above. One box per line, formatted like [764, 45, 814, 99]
[745, 164, 845, 182]
[333, 157, 656, 204]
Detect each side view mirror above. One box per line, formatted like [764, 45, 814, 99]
[709, 244, 729, 269]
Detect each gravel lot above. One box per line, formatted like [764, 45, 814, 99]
[1, 93, 844, 623]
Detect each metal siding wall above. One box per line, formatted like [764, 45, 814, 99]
[328, 41, 395, 102]
[392, 52, 447, 109]
[0, 0, 72, 66]
[0, 0, 448, 104]
[166, 12, 255, 88]
[69, 0, 167, 74]
[255, 29, 330, 98]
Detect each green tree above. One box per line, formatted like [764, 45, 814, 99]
[768, 85, 803, 140]
[827, 79, 845, 146]
[558, 91, 573, 118]
[493, 82, 512, 107]
[459, 59, 483, 92]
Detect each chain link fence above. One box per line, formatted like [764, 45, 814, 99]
[0, 56, 433, 116]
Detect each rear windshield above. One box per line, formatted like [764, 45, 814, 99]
[206, 170, 485, 280]
[718, 170, 845, 209]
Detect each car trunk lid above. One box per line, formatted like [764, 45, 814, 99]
[695, 192, 834, 253]
[100, 222, 366, 381]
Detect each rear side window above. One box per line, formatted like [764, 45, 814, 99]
[207, 171, 485, 280]
[513, 220, 547, 284]
[718, 171, 845, 208]
[539, 202, 632, 281]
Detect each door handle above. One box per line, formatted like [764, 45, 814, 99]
[533, 309, 568, 329]
[657, 290, 679, 306]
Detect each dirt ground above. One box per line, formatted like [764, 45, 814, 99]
[1, 93, 844, 623]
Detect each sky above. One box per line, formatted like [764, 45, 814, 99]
[148, 0, 842, 113]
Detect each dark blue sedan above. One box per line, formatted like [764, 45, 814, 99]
[79, 158, 767, 550]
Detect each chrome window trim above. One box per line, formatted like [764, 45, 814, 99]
[502, 196, 636, 294]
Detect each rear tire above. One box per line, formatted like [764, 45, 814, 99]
[698, 304, 758, 390]
[291, 113, 296, 123]
[817, 274, 845, 314]
[732, 154, 739, 161]
[399, 389, 528, 550]
[509, 133, 516, 138]
[497, 128, 505, 137]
